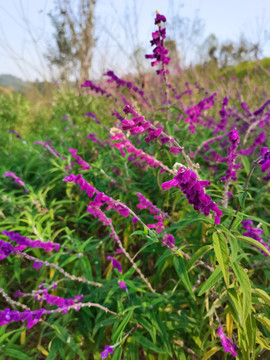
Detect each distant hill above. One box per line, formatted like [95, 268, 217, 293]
[0, 74, 25, 92]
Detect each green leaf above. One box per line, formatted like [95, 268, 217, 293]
[168, 105, 187, 117]
[112, 309, 133, 343]
[256, 332, 270, 350]
[4, 347, 31, 360]
[241, 157, 250, 175]
[187, 245, 212, 271]
[112, 346, 122, 360]
[252, 288, 270, 306]
[256, 314, 270, 331]
[236, 235, 270, 256]
[231, 262, 251, 321]
[202, 347, 220, 360]
[238, 191, 248, 208]
[134, 334, 165, 354]
[212, 232, 229, 286]
[198, 266, 223, 296]
[173, 257, 195, 300]
[0, 329, 20, 345]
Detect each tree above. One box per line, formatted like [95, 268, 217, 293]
[47, 0, 97, 84]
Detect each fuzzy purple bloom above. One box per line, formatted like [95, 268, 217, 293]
[100, 345, 114, 359]
[3, 172, 29, 193]
[162, 167, 222, 224]
[2, 230, 60, 252]
[118, 281, 127, 290]
[35, 141, 66, 160]
[107, 256, 122, 273]
[145, 12, 170, 75]
[68, 148, 91, 170]
[242, 220, 270, 256]
[217, 326, 238, 357]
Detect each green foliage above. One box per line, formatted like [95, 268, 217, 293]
[0, 61, 270, 360]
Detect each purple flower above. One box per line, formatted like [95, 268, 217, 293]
[155, 13, 166, 24]
[3, 172, 29, 193]
[162, 167, 222, 224]
[81, 80, 112, 98]
[107, 256, 122, 273]
[100, 345, 114, 359]
[162, 233, 175, 248]
[259, 147, 270, 177]
[35, 141, 66, 160]
[2, 230, 60, 252]
[118, 281, 127, 290]
[242, 220, 269, 256]
[145, 12, 170, 76]
[68, 148, 91, 170]
[0, 240, 15, 259]
[8, 129, 24, 142]
[217, 326, 238, 357]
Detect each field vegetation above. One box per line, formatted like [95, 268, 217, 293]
[0, 10, 270, 360]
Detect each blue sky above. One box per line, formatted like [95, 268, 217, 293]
[0, 0, 269, 80]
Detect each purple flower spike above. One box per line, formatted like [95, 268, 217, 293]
[101, 345, 114, 359]
[68, 148, 91, 170]
[217, 326, 238, 357]
[107, 256, 122, 273]
[3, 172, 29, 193]
[162, 167, 222, 224]
[118, 281, 127, 290]
[145, 12, 170, 76]
[2, 230, 60, 252]
[242, 220, 270, 256]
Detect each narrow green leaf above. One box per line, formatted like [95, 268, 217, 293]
[173, 257, 195, 300]
[256, 314, 270, 331]
[198, 266, 223, 296]
[112, 309, 133, 343]
[168, 105, 187, 117]
[236, 235, 270, 256]
[231, 262, 251, 321]
[212, 232, 229, 286]
[187, 245, 212, 271]
[134, 334, 165, 354]
[4, 347, 31, 360]
[241, 157, 250, 175]
[252, 288, 270, 306]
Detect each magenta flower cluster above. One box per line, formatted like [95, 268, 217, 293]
[15, 289, 83, 313]
[63, 174, 129, 218]
[35, 141, 66, 160]
[213, 96, 228, 135]
[107, 256, 122, 273]
[104, 70, 144, 97]
[162, 167, 222, 224]
[9, 129, 25, 142]
[86, 133, 104, 147]
[135, 193, 175, 248]
[81, 80, 112, 98]
[217, 326, 238, 357]
[0, 240, 15, 260]
[184, 93, 216, 134]
[242, 220, 270, 256]
[121, 105, 182, 156]
[2, 230, 60, 252]
[239, 131, 266, 156]
[111, 132, 167, 172]
[68, 148, 91, 170]
[0, 308, 45, 328]
[220, 129, 241, 182]
[101, 345, 114, 359]
[259, 147, 270, 175]
[145, 12, 170, 75]
[3, 172, 29, 193]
